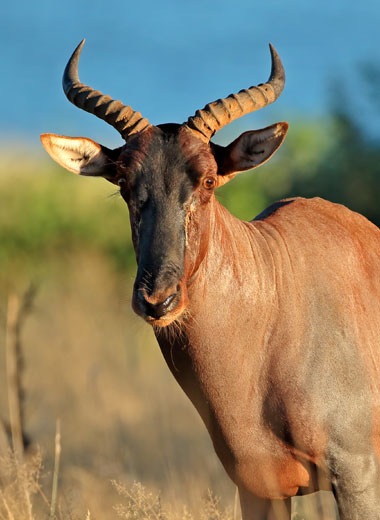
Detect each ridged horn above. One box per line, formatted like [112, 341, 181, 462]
[62, 40, 151, 139]
[185, 44, 285, 142]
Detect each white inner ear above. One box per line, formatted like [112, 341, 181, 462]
[41, 134, 108, 175]
[230, 123, 287, 172]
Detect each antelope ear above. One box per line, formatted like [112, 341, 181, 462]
[215, 122, 288, 185]
[40, 133, 117, 179]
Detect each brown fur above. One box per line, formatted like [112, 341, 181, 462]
[156, 195, 380, 517]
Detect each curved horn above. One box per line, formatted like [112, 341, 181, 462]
[63, 40, 151, 139]
[185, 44, 285, 142]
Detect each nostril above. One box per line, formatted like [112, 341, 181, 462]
[136, 290, 178, 319]
[163, 293, 176, 309]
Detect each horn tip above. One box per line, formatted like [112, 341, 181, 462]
[268, 43, 276, 54]
[73, 39, 86, 56]
[268, 42, 285, 96]
[62, 39, 87, 95]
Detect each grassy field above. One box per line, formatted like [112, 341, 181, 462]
[0, 151, 341, 519]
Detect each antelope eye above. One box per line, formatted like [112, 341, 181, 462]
[118, 177, 126, 188]
[203, 177, 216, 190]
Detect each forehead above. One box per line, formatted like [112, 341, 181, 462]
[119, 125, 217, 190]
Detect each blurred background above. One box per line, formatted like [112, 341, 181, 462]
[1, 0, 380, 518]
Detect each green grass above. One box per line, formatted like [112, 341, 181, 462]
[0, 154, 136, 291]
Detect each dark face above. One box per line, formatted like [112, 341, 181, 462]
[115, 124, 218, 326]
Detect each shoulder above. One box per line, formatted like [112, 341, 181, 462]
[254, 197, 360, 222]
[253, 197, 380, 243]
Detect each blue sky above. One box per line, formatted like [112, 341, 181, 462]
[2, 0, 380, 149]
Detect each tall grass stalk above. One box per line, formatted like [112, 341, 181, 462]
[5, 295, 24, 458]
[233, 487, 239, 520]
[49, 419, 61, 520]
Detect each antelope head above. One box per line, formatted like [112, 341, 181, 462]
[41, 40, 288, 327]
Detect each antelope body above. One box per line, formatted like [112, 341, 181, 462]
[41, 41, 380, 519]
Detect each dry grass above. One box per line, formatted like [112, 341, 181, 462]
[0, 449, 43, 520]
[0, 445, 234, 520]
[112, 481, 233, 520]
